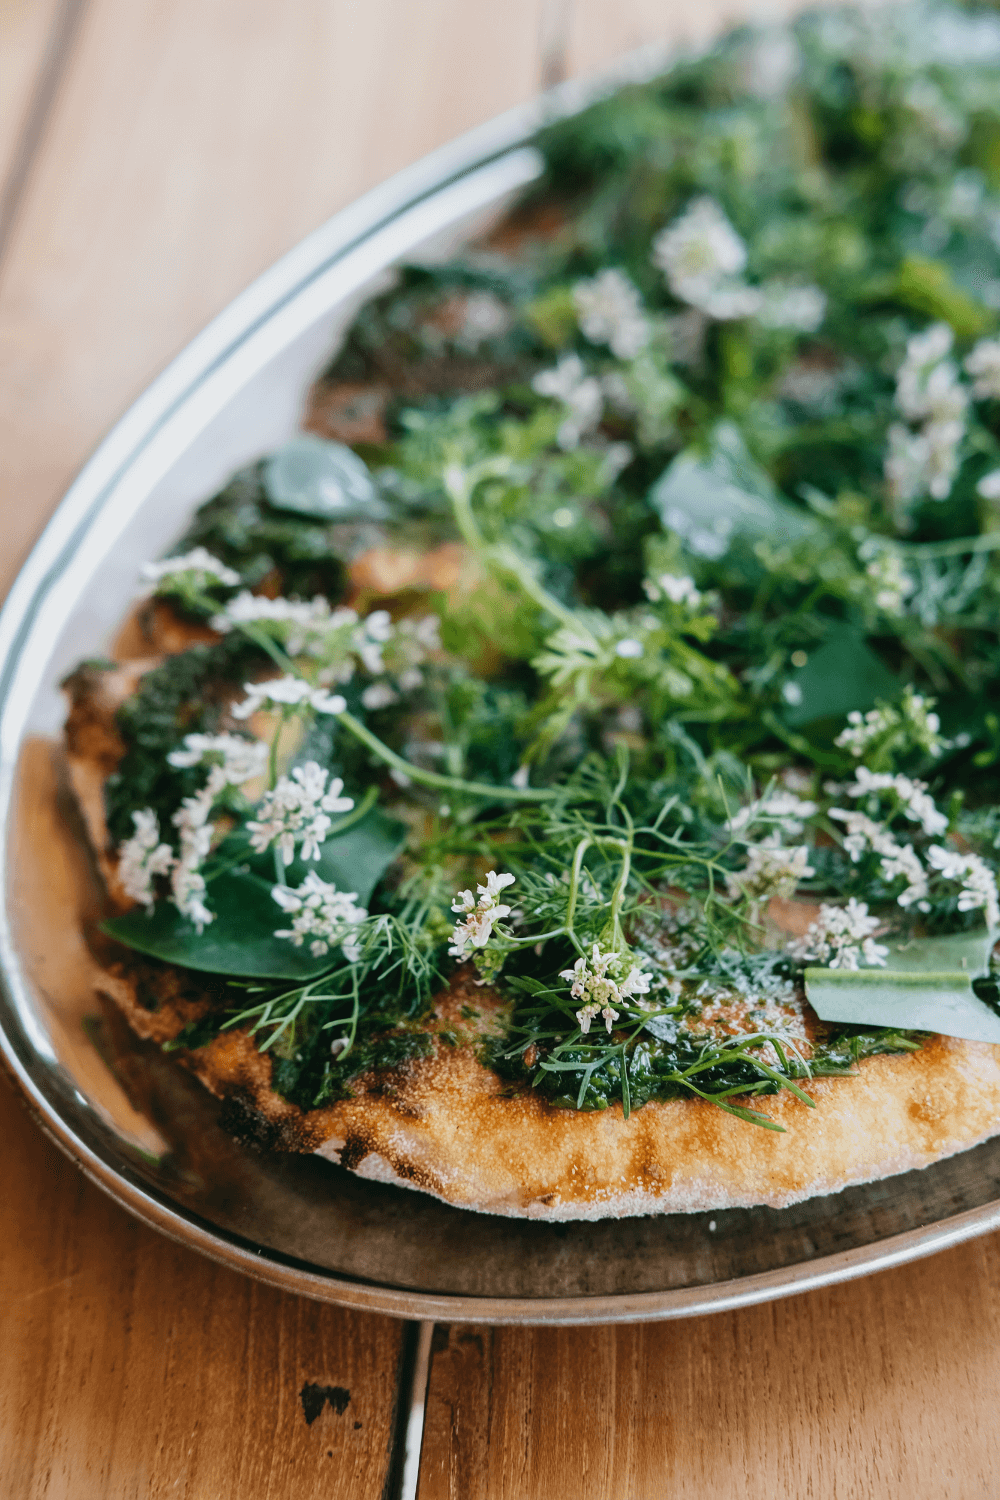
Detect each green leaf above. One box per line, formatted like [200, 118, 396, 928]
[102, 807, 407, 980]
[805, 928, 1000, 1044]
[263, 435, 388, 521]
[894, 256, 993, 342]
[650, 421, 813, 560]
[783, 623, 898, 728]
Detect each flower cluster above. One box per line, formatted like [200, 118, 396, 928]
[861, 548, 915, 616]
[964, 337, 1000, 401]
[572, 269, 649, 360]
[231, 676, 346, 721]
[246, 762, 354, 866]
[885, 323, 968, 510]
[271, 872, 368, 959]
[843, 767, 949, 836]
[117, 733, 270, 929]
[727, 790, 818, 839]
[117, 809, 175, 909]
[834, 692, 949, 764]
[532, 355, 604, 450]
[726, 836, 815, 903]
[643, 572, 703, 609]
[652, 196, 824, 328]
[449, 871, 516, 959]
[789, 898, 889, 970]
[141, 548, 240, 592]
[926, 845, 1000, 929]
[560, 943, 654, 1035]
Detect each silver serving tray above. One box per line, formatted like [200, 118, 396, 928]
[4, 69, 1000, 1327]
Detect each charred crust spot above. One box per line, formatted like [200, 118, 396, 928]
[218, 1091, 282, 1152]
[339, 1135, 375, 1172]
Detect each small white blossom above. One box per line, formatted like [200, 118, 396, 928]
[828, 807, 930, 911]
[532, 354, 604, 450]
[141, 547, 240, 590]
[846, 767, 949, 837]
[644, 573, 702, 608]
[725, 836, 815, 902]
[117, 809, 174, 909]
[231, 676, 346, 720]
[652, 197, 755, 318]
[727, 791, 818, 839]
[572, 269, 649, 360]
[166, 732, 268, 797]
[863, 549, 915, 615]
[170, 791, 217, 931]
[834, 692, 948, 761]
[887, 325, 969, 508]
[560, 943, 652, 1034]
[246, 762, 354, 866]
[977, 468, 1000, 501]
[361, 682, 399, 710]
[926, 845, 1000, 929]
[449, 871, 516, 959]
[615, 638, 644, 659]
[895, 324, 964, 423]
[965, 337, 1000, 400]
[272, 871, 368, 958]
[789, 898, 889, 969]
[757, 283, 827, 333]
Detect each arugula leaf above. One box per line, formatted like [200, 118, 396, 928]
[650, 422, 813, 560]
[103, 807, 406, 980]
[806, 929, 1000, 1044]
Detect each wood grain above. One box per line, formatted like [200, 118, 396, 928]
[419, 1249, 1000, 1499]
[0, 1073, 404, 1500]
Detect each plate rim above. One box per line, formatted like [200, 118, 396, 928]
[4, 45, 1000, 1326]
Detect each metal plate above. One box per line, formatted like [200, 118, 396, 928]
[3, 76, 1000, 1326]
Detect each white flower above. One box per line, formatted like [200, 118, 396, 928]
[846, 767, 949, 837]
[560, 943, 652, 1033]
[615, 638, 644, 659]
[757, 283, 827, 333]
[117, 809, 174, 909]
[727, 791, 819, 839]
[231, 676, 346, 720]
[272, 871, 368, 958]
[652, 197, 751, 315]
[965, 337, 1000, 400]
[886, 325, 969, 509]
[927, 846, 1000, 929]
[644, 573, 702, 608]
[457, 291, 512, 349]
[977, 468, 1000, 501]
[166, 732, 268, 796]
[361, 682, 399, 710]
[725, 837, 815, 902]
[834, 693, 948, 761]
[895, 324, 963, 422]
[828, 807, 930, 911]
[246, 762, 354, 866]
[572, 269, 649, 360]
[863, 549, 914, 615]
[532, 354, 604, 450]
[141, 547, 240, 589]
[789, 898, 889, 970]
[170, 791, 217, 931]
[448, 871, 516, 958]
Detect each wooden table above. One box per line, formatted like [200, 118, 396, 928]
[2, 2, 1000, 1494]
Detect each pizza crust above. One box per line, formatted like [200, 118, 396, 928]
[96, 957, 1000, 1219]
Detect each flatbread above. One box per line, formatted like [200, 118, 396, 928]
[95, 949, 1000, 1220]
[68, 617, 1000, 1220]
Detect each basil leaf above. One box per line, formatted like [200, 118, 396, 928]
[651, 421, 813, 560]
[263, 435, 388, 521]
[102, 807, 407, 979]
[805, 928, 1000, 1043]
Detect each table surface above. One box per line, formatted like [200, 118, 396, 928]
[3, 1, 1000, 1495]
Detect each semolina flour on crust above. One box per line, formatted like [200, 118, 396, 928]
[95, 947, 1000, 1221]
